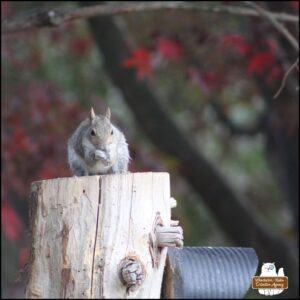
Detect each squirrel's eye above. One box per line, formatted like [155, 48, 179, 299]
[111, 129, 114, 135]
[90, 129, 96, 136]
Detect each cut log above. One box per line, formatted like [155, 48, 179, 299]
[26, 172, 174, 299]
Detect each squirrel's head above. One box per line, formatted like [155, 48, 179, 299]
[88, 107, 114, 149]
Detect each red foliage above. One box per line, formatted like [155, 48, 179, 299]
[221, 34, 251, 55]
[1, 203, 24, 242]
[13, 128, 32, 153]
[267, 66, 283, 83]
[221, 33, 281, 82]
[37, 160, 70, 180]
[121, 29, 283, 86]
[157, 37, 184, 62]
[247, 52, 276, 75]
[69, 37, 92, 56]
[2, 80, 82, 214]
[121, 47, 153, 79]
[291, 1, 299, 10]
[201, 71, 226, 92]
[186, 67, 225, 93]
[121, 37, 184, 78]
[1, 1, 11, 18]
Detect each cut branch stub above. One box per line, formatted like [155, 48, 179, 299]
[155, 223, 184, 248]
[149, 212, 184, 269]
[153, 211, 184, 249]
[118, 256, 146, 294]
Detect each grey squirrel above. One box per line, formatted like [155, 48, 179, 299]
[68, 107, 130, 176]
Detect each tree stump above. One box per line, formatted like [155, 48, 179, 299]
[26, 172, 180, 299]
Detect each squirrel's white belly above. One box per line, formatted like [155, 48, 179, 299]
[87, 160, 111, 174]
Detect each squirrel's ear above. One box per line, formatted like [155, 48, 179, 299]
[90, 107, 96, 122]
[105, 107, 111, 120]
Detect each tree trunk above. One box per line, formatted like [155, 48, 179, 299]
[26, 173, 172, 299]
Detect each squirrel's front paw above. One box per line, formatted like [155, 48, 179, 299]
[94, 150, 111, 166]
[94, 150, 106, 160]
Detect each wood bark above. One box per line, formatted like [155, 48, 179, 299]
[26, 173, 172, 299]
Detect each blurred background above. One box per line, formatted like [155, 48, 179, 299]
[1, 1, 299, 298]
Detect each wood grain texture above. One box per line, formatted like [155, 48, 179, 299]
[26, 172, 170, 299]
